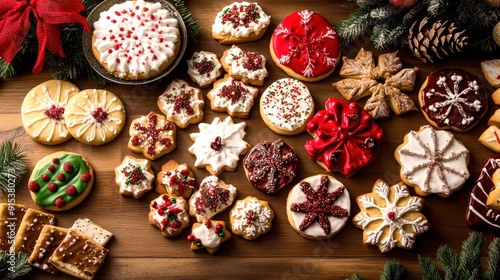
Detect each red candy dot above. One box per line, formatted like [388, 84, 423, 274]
[48, 182, 58, 192]
[54, 197, 65, 208]
[41, 174, 50, 181]
[63, 162, 74, 173]
[187, 234, 195, 242]
[52, 158, 60, 164]
[66, 185, 77, 196]
[57, 173, 66, 182]
[28, 181, 39, 192]
[81, 172, 92, 183]
[48, 165, 56, 173]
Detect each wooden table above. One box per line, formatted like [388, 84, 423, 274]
[1, 1, 498, 279]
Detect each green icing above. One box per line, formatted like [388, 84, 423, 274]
[33, 154, 90, 207]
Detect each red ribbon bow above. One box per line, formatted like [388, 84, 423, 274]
[0, 0, 90, 73]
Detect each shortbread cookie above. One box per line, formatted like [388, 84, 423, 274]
[157, 79, 204, 129]
[212, 2, 271, 44]
[243, 139, 299, 194]
[304, 98, 383, 177]
[49, 229, 108, 280]
[479, 109, 500, 153]
[128, 111, 177, 160]
[92, 0, 180, 80]
[70, 218, 113, 246]
[480, 59, 500, 88]
[353, 179, 430, 253]
[188, 175, 237, 222]
[187, 220, 231, 254]
[0, 203, 27, 251]
[189, 116, 250, 175]
[149, 194, 190, 238]
[395, 125, 470, 197]
[487, 170, 500, 209]
[270, 10, 340, 82]
[230, 196, 274, 240]
[29, 225, 68, 274]
[64, 89, 126, 145]
[28, 151, 94, 211]
[12, 208, 55, 253]
[492, 88, 500, 105]
[187, 51, 223, 88]
[260, 78, 314, 135]
[221, 45, 268, 86]
[115, 155, 154, 199]
[155, 160, 195, 199]
[207, 75, 259, 118]
[21, 80, 79, 144]
[419, 69, 489, 132]
[286, 175, 350, 239]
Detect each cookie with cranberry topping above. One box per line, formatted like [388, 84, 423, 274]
[155, 159, 196, 199]
[21, 80, 79, 145]
[188, 175, 237, 222]
[207, 75, 259, 119]
[187, 219, 231, 254]
[64, 89, 126, 145]
[115, 155, 155, 199]
[187, 51, 223, 88]
[28, 151, 94, 211]
[149, 193, 190, 238]
[230, 196, 274, 240]
[221, 45, 268, 86]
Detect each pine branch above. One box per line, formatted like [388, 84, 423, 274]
[371, 24, 406, 49]
[350, 274, 363, 280]
[436, 245, 459, 280]
[380, 260, 404, 280]
[336, 6, 375, 45]
[0, 251, 32, 280]
[427, 0, 448, 17]
[458, 232, 484, 279]
[169, 0, 200, 44]
[0, 140, 28, 197]
[484, 237, 500, 280]
[418, 255, 443, 280]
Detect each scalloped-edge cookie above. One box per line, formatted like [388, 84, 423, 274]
[230, 196, 274, 240]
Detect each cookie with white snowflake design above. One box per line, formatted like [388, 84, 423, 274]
[230, 196, 274, 240]
[149, 193, 190, 238]
[155, 159, 195, 199]
[188, 175, 237, 222]
[187, 219, 231, 254]
[188, 116, 250, 175]
[21, 80, 79, 145]
[419, 69, 489, 132]
[115, 155, 154, 199]
[286, 174, 350, 239]
[187, 51, 223, 88]
[221, 45, 268, 86]
[207, 75, 259, 119]
[395, 125, 470, 197]
[270, 10, 341, 82]
[353, 179, 430, 253]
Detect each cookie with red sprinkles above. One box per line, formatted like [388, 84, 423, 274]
[115, 155, 155, 199]
[207, 75, 259, 118]
[187, 51, 223, 88]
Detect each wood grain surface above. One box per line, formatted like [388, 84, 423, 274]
[1, 1, 498, 279]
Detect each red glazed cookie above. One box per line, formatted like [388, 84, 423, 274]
[304, 98, 383, 177]
[419, 69, 489, 132]
[270, 10, 341, 82]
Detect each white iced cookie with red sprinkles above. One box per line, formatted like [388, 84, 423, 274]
[188, 175, 237, 222]
[155, 160, 196, 199]
[92, 0, 180, 80]
[212, 2, 271, 44]
[149, 193, 190, 238]
[187, 51, 222, 88]
[260, 78, 314, 135]
[207, 75, 259, 118]
[270, 10, 341, 82]
[221, 45, 268, 86]
[115, 155, 155, 199]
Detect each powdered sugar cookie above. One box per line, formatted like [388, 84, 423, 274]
[187, 51, 223, 88]
[157, 79, 204, 129]
[115, 155, 154, 199]
[207, 75, 259, 118]
[21, 80, 79, 145]
[212, 2, 271, 44]
[149, 193, 190, 238]
[155, 160, 195, 199]
[187, 220, 231, 254]
[188, 175, 237, 222]
[230, 196, 274, 240]
[260, 78, 314, 135]
[221, 45, 268, 86]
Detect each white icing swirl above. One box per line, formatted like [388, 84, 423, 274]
[224, 45, 268, 81]
[212, 2, 270, 38]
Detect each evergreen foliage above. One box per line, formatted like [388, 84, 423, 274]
[0, 252, 31, 280]
[0, 140, 28, 198]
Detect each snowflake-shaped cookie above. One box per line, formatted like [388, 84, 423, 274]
[395, 125, 470, 197]
[188, 116, 250, 175]
[332, 48, 418, 119]
[230, 196, 274, 240]
[353, 179, 430, 253]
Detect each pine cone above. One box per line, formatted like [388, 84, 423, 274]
[407, 17, 469, 63]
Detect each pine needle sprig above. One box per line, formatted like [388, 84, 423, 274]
[484, 237, 500, 280]
[419, 255, 442, 280]
[458, 231, 484, 278]
[427, 0, 448, 17]
[0, 140, 28, 197]
[380, 260, 404, 280]
[436, 246, 459, 280]
[170, 0, 200, 44]
[0, 251, 32, 280]
[336, 6, 375, 45]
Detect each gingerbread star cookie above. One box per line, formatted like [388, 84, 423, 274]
[187, 219, 231, 254]
[207, 75, 259, 118]
[221, 45, 268, 86]
[149, 193, 190, 238]
[353, 179, 430, 253]
[188, 175, 237, 222]
[230, 196, 274, 240]
[155, 160, 196, 199]
[115, 155, 155, 199]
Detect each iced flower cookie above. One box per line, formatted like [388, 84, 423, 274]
[221, 45, 268, 86]
[115, 155, 154, 199]
[207, 75, 259, 118]
[21, 80, 79, 145]
[188, 175, 237, 222]
[155, 160, 196, 199]
[187, 51, 223, 88]
[395, 125, 470, 197]
[212, 2, 271, 44]
[149, 193, 190, 238]
[230, 196, 274, 240]
[64, 89, 126, 145]
[157, 79, 204, 129]
[187, 220, 231, 254]
[188, 116, 250, 175]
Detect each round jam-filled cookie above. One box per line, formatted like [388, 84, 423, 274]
[230, 196, 274, 240]
[260, 78, 314, 135]
[419, 69, 489, 132]
[128, 111, 177, 160]
[304, 98, 383, 177]
[188, 175, 237, 222]
[187, 219, 231, 254]
[212, 2, 271, 44]
[221, 45, 268, 86]
[286, 175, 350, 239]
[243, 139, 299, 194]
[155, 160, 195, 199]
[270, 10, 340, 82]
[115, 155, 154, 199]
[92, 0, 180, 80]
[21, 80, 79, 145]
[353, 179, 430, 253]
[187, 51, 223, 88]
[28, 152, 94, 211]
[157, 79, 204, 129]
[395, 125, 470, 197]
[149, 193, 190, 238]
[207, 75, 259, 119]
[64, 89, 126, 145]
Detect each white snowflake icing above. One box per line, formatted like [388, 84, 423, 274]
[231, 197, 272, 237]
[353, 180, 429, 253]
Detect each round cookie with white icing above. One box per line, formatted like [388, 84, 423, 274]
[187, 219, 231, 254]
[286, 174, 350, 239]
[187, 51, 222, 88]
[92, 0, 180, 80]
[155, 159, 195, 199]
[157, 79, 204, 129]
[21, 80, 79, 145]
[260, 78, 314, 135]
[230, 196, 274, 240]
[149, 193, 190, 238]
[395, 125, 470, 197]
[212, 2, 271, 44]
[64, 89, 126, 145]
[221, 45, 268, 86]
[207, 75, 259, 119]
[115, 155, 154, 199]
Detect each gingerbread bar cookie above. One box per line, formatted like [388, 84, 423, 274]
[189, 175, 237, 222]
[115, 155, 154, 199]
[0, 203, 27, 251]
[70, 218, 113, 246]
[28, 225, 68, 274]
[12, 208, 55, 254]
[187, 219, 231, 254]
[207, 75, 259, 118]
[155, 160, 195, 199]
[187, 51, 223, 88]
[221, 45, 268, 86]
[149, 194, 190, 238]
[230, 196, 274, 240]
